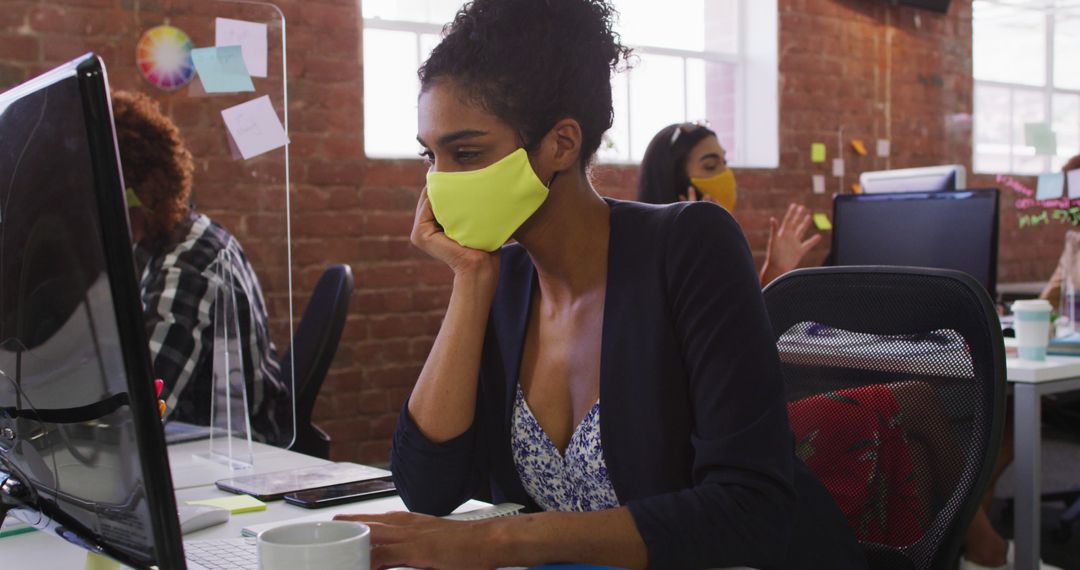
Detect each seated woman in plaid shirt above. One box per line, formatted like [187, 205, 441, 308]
[111, 90, 290, 444]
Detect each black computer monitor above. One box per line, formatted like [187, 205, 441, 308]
[831, 189, 999, 295]
[0, 54, 185, 568]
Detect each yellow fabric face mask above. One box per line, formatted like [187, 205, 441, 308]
[690, 169, 737, 211]
[426, 148, 550, 252]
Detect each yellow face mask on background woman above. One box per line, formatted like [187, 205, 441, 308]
[690, 169, 737, 211]
[426, 148, 550, 252]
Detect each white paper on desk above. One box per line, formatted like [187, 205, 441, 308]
[221, 95, 289, 160]
[216, 17, 267, 78]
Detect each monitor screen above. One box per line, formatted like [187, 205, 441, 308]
[0, 55, 183, 568]
[831, 189, 999, 295]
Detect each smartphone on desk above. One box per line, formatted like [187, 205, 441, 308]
[283, 477, 397, 509]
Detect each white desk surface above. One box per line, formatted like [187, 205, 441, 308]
[168, 439, 328, 490]
[1, 442, 488, 568]
[1006, 355, 1080, 384]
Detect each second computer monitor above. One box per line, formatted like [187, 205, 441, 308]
[859, 164, 966, 194]
[831, 189, 999, 295]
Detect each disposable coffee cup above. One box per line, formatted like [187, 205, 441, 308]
[257, 521, 370, 570]
[1013, 299, 1053, 361]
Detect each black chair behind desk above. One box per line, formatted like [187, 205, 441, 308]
[283, 264, 353, 459]
[763, 266, 1007, 570]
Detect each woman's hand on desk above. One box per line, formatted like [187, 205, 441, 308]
[333, 508, 648, 570]
[333, 511, 501, 570]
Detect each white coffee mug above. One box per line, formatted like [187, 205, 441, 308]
[1013, 299, 1053, 361]
[257, 521, 370, 570]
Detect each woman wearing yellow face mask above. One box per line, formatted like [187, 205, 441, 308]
[333, 2, 864, 569]
[637, 123, 822, 286]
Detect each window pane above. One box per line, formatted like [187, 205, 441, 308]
[627, 52, 686, 159]
[1012, 89, 1046, 174]
[974, 83, 1011, 173]
[363, 29, 421, 158]
[1055, 15, 1080, 90]
[974, 3, 1045, 86]
[599, 71, 631, 162]
[613, 0, 737, 54]
[361, 0, 460, 24]
[703, 60, 738, 158]
[1053, 93, 1080, 169]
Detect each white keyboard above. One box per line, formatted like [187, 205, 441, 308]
[185, 537, 259, 570]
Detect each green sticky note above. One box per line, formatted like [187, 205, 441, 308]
[186, 494, 267, 514]
[1025, 122, 1057, 156]
[811, 143, 826, 163]
[813, 212, 832, 231]
[84, 552, 121, 570]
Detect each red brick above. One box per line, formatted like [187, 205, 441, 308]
[0, 34, 39, 61]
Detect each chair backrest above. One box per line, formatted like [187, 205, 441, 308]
[282, 264, 353, 459]
[763, 266, 1006, 570]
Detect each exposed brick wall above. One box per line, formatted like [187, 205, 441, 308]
[0, 0, 1061, 465]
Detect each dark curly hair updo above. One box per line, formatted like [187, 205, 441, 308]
[419, 0, 631, 168]
[110, 90, 193, 244]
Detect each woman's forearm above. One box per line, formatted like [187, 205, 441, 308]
[407, 269, 499, 443]
[487, 508, 649, 569]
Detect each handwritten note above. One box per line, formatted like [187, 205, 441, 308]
[191, 46, 254, 93]
[216, 17, 267, 78]
[1036, 172, 1065, 201]
[811, 143, 826, 163]
[812, 174, 825, 195]
[221, 95, 289, 159]
[813, 212, 832, 231]
[876, 139, 890, 158]
[832, 158, 844, 177]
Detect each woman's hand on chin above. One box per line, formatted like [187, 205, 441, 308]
[333, 511, 507, 570]
[411, 188, 501, 282]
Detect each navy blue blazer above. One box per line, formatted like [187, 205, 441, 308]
[392, 199, 866, 569]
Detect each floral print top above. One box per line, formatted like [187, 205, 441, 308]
[510, 385, 620, 512]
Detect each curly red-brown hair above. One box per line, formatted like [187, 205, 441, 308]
[110, 90, 193, 243]
[1064, 154, 1080, 173]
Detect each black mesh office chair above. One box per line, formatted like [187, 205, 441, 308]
[283, 264, 353, 459]
[763, 266, 1007, 570]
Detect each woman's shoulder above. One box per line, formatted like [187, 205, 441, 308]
[608, 198, 746, 256]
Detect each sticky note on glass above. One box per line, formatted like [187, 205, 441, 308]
[813, 213, 833, 231]
[187, 494, 266, 514]
[1068, 169, 1080, 199]
[1036, 172, 1065, 201]
[876, 139, 890, 157]
[216, 17, 268, 78]
[1025, 122, 1057, 156]
[221, 95, 289, 160]
[191, 46, 254, 93]
[811, 143, 826, 163]
[832, 158, 844, 177]
[84, 552, 121, 570]
[812, 174, 825, 194]
[851, 139, 868, 156]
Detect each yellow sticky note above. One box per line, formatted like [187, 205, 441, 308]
[186, 494, 267, 514]
[811, 143, 826, 163]
[813, 213, 833, 231]
[85, 552, 120, 570]
[851, 139, 868, 156]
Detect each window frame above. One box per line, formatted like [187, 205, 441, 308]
[361, 0, 778, 168]
[973, 3, 1080, 175]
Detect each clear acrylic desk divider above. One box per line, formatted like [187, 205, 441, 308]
[199, 247, 254, 470]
